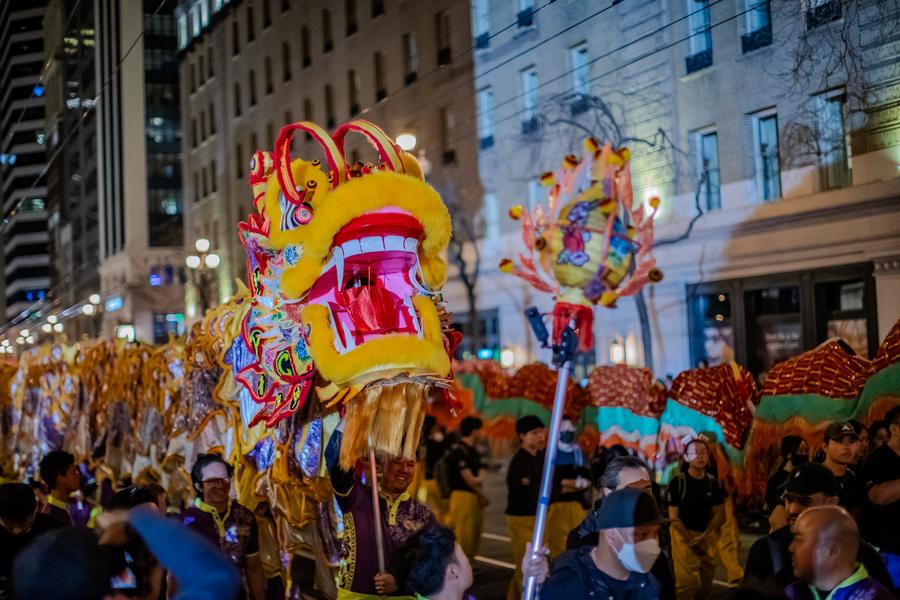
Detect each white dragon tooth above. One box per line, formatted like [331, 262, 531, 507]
[359, 236, 384, 253]
[404, 296, 423, 338]
[384, 235, 404, 251]
[404, 237, 418, 252]
[333, 245, 345, 290]
[341, 319, 356, 352]
[341, 239, 362, 257]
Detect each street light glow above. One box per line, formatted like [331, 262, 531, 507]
[82, 304, 96, 316]
[25, 336, 35, 344]
[396, 133, 417, 151]
[89, 293, 101, 305]
[53, 323, 63, 333]
[195, 238, 211, 253]
[47, 315, 58, 324]
[186, 255, 202, 269]
[15, 338, 24, 345]
[41, 324, 52, 333]
[204, 253, 221, 269]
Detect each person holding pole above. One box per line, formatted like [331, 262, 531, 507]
[505, 415, 547, 600]
[326, 421, 435, 599]
[536, 488, 665, 599]
[546, 416, 591, 558]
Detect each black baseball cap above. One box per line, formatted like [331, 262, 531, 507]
[784, 463, 839, 498]
[824, 421, 859, 443]
[591, 488, 661, 530]
[516, 415, 545, 435]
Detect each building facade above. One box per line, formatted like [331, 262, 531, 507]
[95, 0, 186, 342]
[43, 0, 101, 339]
[175, 0, 481, 319]
[447, 0, 900, 380]
[0, 1, 50, 324]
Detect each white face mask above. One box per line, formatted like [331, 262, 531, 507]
[614, 530, 660, 573]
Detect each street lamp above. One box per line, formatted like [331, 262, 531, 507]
[186, 238, 221, 313]
[396, 133, 417, 152]
[82, 304, 96, 316]
[41, 323, 52, 333]
[53, 323, 63, 333]
[89, 293, 101, 305]
[47, 315, 58, 324]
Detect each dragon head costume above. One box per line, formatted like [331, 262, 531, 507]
[236, 119, 456, 468]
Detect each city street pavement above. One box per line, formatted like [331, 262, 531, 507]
[468, 463, 758, 599]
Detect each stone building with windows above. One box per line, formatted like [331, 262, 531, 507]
[175, 0, 480, 319]
[447, 0, 900, 379]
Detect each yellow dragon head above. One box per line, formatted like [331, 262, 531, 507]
[235, 120, 455, 467]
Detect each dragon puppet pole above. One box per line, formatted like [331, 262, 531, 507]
[523, 310, 578, 600]
[368, 440, 387, 576]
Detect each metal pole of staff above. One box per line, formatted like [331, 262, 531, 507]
[522, 307, 578, 600]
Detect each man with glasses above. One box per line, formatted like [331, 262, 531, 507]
[181, 454, 266, 600]
[742, 462, 895, 593]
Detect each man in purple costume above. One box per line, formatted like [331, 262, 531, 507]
[326, 421, 436, 600]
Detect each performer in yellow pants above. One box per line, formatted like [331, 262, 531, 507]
[546, 500, 586, 558]
[671, 526, 717, 600]
[546, 417, 590, 558]
[716, 496, 744, 585]
[506, 515, 536, 600]
[504, 416, 548, 600]
[419, 478, 449, 525]
[448, 489, 483, 560]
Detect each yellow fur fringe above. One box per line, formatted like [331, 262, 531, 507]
[339, 382, 428, 470]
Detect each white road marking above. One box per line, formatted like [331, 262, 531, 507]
[481, 532, 512, 542]
[475, 555, 515, 570]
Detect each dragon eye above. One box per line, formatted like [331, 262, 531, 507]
[294, 202, 313, 225]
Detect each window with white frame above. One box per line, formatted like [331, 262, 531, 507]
[403, 33, 418, 80]
[473, 0, 490, 37]
[746, 0, 770, 33]
[687, 0, 712, 55]
[190, 5, 201, 36]
[816, 92, 850, 190]
[752, 112, 781, 201]
[477, 87, 494, 149]
[177, 13, 188, 49]
[697, 129, 721, 210]
[519, 0, 534, 10]
[570, 43, 589, 95]
[199, 0, 209, 26]
[520, 66, 538, 121]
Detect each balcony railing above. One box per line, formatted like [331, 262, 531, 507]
[806, 0, 841, 29]
[741, 25, 772, 53]
[479, 135, 495, 150]
[685, 48, 713, 74]
[521, 116, 540, 135]
[475, 32, 490, 50]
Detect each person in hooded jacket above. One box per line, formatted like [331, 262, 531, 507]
[538, 488, 664, 600]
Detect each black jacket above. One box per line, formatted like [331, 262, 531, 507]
[540, 546, 662, 600]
